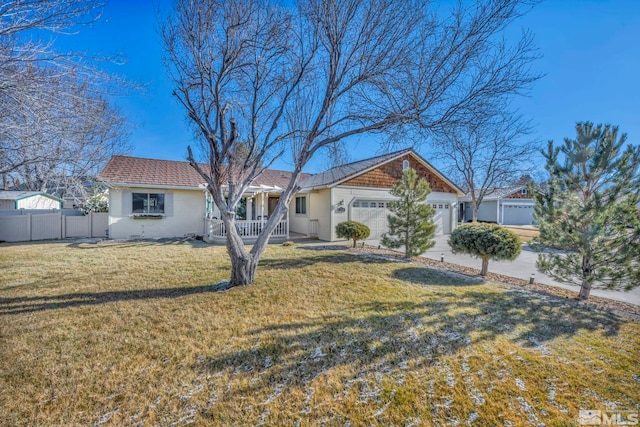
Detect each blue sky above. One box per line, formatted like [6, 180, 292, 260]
[54, 0, 640, 174]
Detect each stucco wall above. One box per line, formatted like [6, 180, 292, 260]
[330, 186, 458, 241]
[0, 200, 13, 209]
[471, 200, 498, 223]
[108, 187, 205, 239]
[16, 195, 60, 210]
[288, 193, 309, 235]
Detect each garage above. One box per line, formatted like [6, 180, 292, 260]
[351, 200, 451, 239]
[502, 203, 534, 226]
[351, 200, 391, 239]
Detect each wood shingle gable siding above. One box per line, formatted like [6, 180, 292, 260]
[341, 155, 458, 193]
[505, 188, 531, 199]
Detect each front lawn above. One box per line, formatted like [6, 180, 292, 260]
[0, 240, 638, 425]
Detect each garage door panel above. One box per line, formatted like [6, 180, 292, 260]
[351, 200, 451, 239]
[503, 204, 534, 226]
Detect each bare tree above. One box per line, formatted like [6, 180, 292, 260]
[0, 0, 130, 191]
[162, 0, 541, 287]
[432, 113, 539, 222]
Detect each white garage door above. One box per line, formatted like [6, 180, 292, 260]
[503, 204, 534, 226]
[351, 200, 451, 239]
[429, 203, 451, 235]
[351, 200, 391, 239]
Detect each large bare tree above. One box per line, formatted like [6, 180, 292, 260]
[162, 0, 541, 287]
[0, 0, 130, 195]
[431, 113, 539, 222]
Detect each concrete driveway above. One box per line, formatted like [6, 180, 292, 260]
[367, 235, 640, 306]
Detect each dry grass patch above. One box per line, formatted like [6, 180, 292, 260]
[502, 225, 540, 242]
[0, 240, 638, 426]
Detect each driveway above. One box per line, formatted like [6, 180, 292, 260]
[367, 235, 640, 306]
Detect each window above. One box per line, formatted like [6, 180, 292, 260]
[521, 189, 527, 195]
[403, 159, 409, 170]
[353, 201, 360, 207]
[361, 201, 369, 208]
[295, 196, 307, 214]
[378, 202, 385, 208]
[132, 193, 164, 214]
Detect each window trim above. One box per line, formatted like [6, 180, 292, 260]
[402, 159, 409, 170]
[132, 192, 165, 215]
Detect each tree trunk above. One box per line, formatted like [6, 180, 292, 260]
[353, 238, 356, 248]
[229, 252, 258, 287]
[480, 257, 489, 276]
[578, 255, 592, 300]
[578, 279, 592, 300]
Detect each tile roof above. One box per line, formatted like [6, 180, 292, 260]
[98, 155, 307, 189]
[298, 148, 413, 189]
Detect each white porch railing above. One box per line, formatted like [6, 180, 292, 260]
[204, 218, 288, 241]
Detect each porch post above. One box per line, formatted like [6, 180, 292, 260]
[246, 197, 253, 220]
[496, 199, 501, 224]
[286, 206, 290, 239]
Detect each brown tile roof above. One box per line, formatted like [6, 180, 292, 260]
[98, 156, 307, 189]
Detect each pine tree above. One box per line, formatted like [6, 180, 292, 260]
[532, 122, 640, 300]
[382, 168, 437, 258]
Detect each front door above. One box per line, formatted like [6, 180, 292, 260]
[268, 197, 279, 216]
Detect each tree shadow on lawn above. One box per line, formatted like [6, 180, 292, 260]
[0, 282, 229, 316]
[66, 238, 216, 250]
[196, 287, 622, 402]
[257, 251, 400, 270]
[393, 267, 485, 286]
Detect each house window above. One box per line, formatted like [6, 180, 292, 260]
[403, 159, 409, 170]
[353, 201, 360, 207]
[521, 189, 527, 195]
[132, 193, 165, 214]
[295, 196, 307, 214]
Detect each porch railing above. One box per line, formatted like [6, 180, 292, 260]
[205, 218, 288, 241]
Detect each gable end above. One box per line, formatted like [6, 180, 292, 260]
[340, 154, 457, 193]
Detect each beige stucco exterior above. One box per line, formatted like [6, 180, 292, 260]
[288, 186, 459, 241]
[108, 187, 206, 239]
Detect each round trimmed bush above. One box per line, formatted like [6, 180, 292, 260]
[336, 221, 370, 248]
[448, 223, 521, 276]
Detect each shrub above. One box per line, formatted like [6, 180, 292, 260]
[448, 223, 521, 276]
[336, 221, 370, 248]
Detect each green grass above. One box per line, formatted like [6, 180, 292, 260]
[0, 240, 638, 426]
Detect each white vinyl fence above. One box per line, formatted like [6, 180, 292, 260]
[0, 211, 108, 243]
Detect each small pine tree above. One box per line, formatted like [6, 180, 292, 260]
[532, 122, 640, 300]
[449, 223, 521, 276]
[382, 168, 436, 258]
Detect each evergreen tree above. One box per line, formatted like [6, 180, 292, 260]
[382, 168, 436, 258]
[532, 122, 640, 300]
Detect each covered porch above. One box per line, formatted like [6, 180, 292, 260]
[202, 184, 290, 242]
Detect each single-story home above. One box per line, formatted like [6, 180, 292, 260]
[98, 148, 463, 241]
[459, 185, 535, 226]
[0, 191, 63, 210]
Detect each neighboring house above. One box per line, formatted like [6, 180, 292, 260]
[0, 191, 63, 210]
[98, 149, 463, 241]
[11, 178, 105, 209]
[459, 185, 535, 226]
